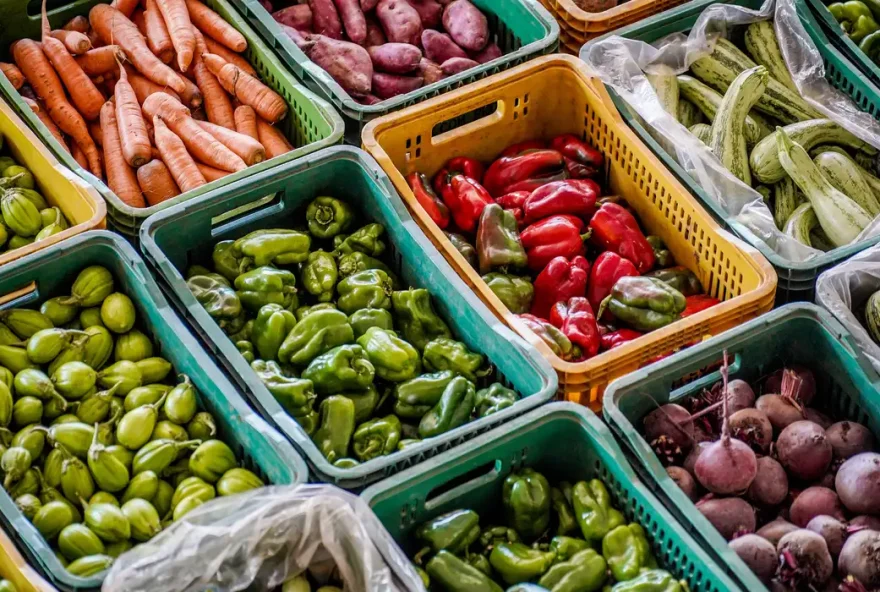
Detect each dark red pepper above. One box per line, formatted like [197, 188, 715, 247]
[530, 255, 589, 320]
[563, 157, 595, 179]
[587, 252, 639, 314]
[503, 170, 570, 195]
[446, 175, 494, 232]
[502, 140, 547, 157]
[447, 156, 485, 183]
[681, 294, 721, 318]
[522, 179, 600, 225]
[406, 172, 450, 229]
[549, 296, 600, 359]
[600, 328, 643, 351]
[519, 215, 589, 272]
[589, 203, 655, 273]
[496, 191, 530, 227]
[550, 134, 603, 177]
[483, 150, 565, 197]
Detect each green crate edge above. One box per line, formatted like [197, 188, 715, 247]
[804, 0, 880, 87]
[362, 401, 745, 592]
[235, 0, 560, 143]
[0, 0, 344, 238]
[138, 145, 559, 491]
[580, 0, 880, 303]
[0, 230, 308, 592]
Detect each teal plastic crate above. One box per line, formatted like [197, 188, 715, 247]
[583, 0, 880, 304]
[805, 0, 880, 89]
[602, 303, 880, 592]
[0, 231, 307, 592]
[0, 0, 344, 239]
[362, 402, 744, 592]
[236, 0, 559, 143]
[139, 146, 558, 490]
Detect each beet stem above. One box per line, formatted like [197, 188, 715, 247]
[720, 350, 731, 443]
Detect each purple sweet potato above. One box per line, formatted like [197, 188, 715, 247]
[368, 43, 422, 74]
[376, 0, 423, 45]
[806, 515, 847, 557]
[440, 56, 479, 75]
[273, 5, 314, 30]
[838, 529, 880, 587]
[667, 466, 699, 501]
[757, 519, 799, 546]
[305, 34, 373, 95]
[362, 0, 379, 10]
[333, 0, 367, 44]
[776, 530, 834, 588]
[836, 452, 880, 515]
[827, 421, 875, 460]
[281, 24, 310, 47]
[747, 456, 788, 506]
[309, 0, 343, 38]
[356, 94, 382, 104]
[371, 72, 424, 98]
[696, 497, 756, 540]
[407, 0, 443, 27]
[260, 0, 274, 10]
[421, 30, 468, 63]
[418, 57, 444, 84]
[365, 16, 387, 46]
[790, 487, 845, 527]
[777, 421, 832, 482]
[729, 534, 777, 583]
[442, 0, 488, 51]
[472, 42, 502, 64]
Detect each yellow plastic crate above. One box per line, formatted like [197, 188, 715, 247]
[362, 54, 777, 409]
[0, 99, 104, 266]
[0, 528, 55, 592]
[538, 0, 692, 42]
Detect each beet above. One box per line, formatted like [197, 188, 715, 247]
[827, 421, 876, 460]
[756, 395, 804, 432]
[643, 404, 694, 452]
[851, 516, 880, 531]
[776, 421, 832, 482]
[667, 466, 698, 501]
[693, 425, 714, 443]
[696, 497, 756, 540]
[757, 518, 799, 546]
[804, 408, 833, 430]
[747, 456, 789, 506]
[765, 366, 816, 405]
[836, 453, 880, 515]
[818, 470, 837, 489]
[729, 534, 777, 583]
[790, 487, 845, 527]
[729, 408, 773, 453]
[806, 515, 847, 557]
[838, 530, 880, 587]
[684, 441, 710, 477]
[725, 379, 757, 413]
[776, 529, 834, 588]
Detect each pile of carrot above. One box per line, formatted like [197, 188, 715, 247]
[0, 0, 294, 208]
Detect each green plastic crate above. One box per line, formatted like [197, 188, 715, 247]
[139, 146, 558, 490]
[0, 0, 344, 239]
[602, 303, 880, 592]
[582, 0, 880, 304]
[0, 231, 307, 592]
[236, 0, 559, 143]
[805, 0, 880, 88]
[361, 402, 744, 592]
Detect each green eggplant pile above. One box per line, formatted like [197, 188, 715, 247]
[0, 579, 15, 592]
[0, 266, 265, 578]
[186, 196, 519, 468]
[409, 471, 685, 592]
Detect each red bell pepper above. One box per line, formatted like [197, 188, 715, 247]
[406, 172, 450, 229]
[550, 134, 604, 178]
[587, 252, 639, 313]
[522, 179, 600, 225]
[502, 140, 547, 157]
[549, 296, 600, 359]
[446, 175, 493, 232]
[681, 294, 721, 318]
[432, 157, 486, 201]
[520, 215, 589, 272]
[496, 191, 530, 227]
[530, 255, 590, 320]
[589, 202, 655, 273]
[600, 328, 643, 351]
[483, 150, 565, 197]
[503, 170, 570, 195]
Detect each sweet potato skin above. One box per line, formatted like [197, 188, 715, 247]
[273, 5, 313, 30]
[407, 0, 443, 28]
[371, 72, 424, 99]
[333, 0, 367, 44]
[440, 56, 478, 75]
[421, 29, 467, 63]
[376, 0, 423, 45]
[472, 42, 501, 64]
[307, 34, 374, 95]
[442, 0, 488, 51]
[309, 0, 343, 39]
[368, 43, 422, 74]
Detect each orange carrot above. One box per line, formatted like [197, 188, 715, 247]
[125, 67, 182, 104]
[50, 30, 91, 55]
[155, 0, 196, 72]
[137, 159, 180, 205]
[196, 119, 265, 165]
[87, 28, 103, 49]
[90, 4, 186, 94]
[23, 97, 69, 152]
[62, 15, 89, 33]
[151, 146, 162, 160]
[75, 45, 125, 76]
[13, 39, 101, 176]
[143, 92, 246, 172]
[203, 37, 255, 75]
[0, 63, 24, 90]
[177, 74, 203, 108]
[192, 28, 233, 128]
[256, 119, 293, 159]
[185, 0, 246, 52]
[195, 162, 229, 182]
[144, 0, 175, 64]
[110, 0, 140, 17]
[71, 142, 89, 169]
[234, 105, 259, 141]
[152, 115, 206, 192]
[202, 53, 287, 123]
[88, 120, 103, 147]
[101, 101, 145, 207]
[115, 64, 152, 167]
[132, 8, 148, 34]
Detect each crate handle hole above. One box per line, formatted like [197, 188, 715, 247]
[424, 460, 501, 511]
[431, 101, 502, 144]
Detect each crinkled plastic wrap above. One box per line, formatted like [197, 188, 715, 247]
[101, 485, 425, 592]
[581, 0, 880, 263]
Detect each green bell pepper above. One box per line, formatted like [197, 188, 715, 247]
[236, 340, 254, 363]
[187, 264, 212, 278]
[219, 312, 247, 336]
[600, 276, 686, 332]
[517, 314, 580, 361]
[476, 204, 528, 274]
[233, 229, 311, 266]
[422, 337, 489, 382]
[416, 509, 481, 553]
[488, 542, 556, 585]
[356, 327, 421, 382]
[414, 565, 430, 588]
[645, 267, 702, 297]
[338, 384, 379, 424]
[478, 525, 519, 554]
[251, 359, 318, 435]
[610, 570, 684, 592]
[352, 414, 401, 461]
[234, 266, 298, 312]
[278, 309, 354, 366]
[474, 383, 518, 418]
[333, 223, 386, 258]
[572, 479, 625, 542]
[482, 273, 534, 315]
[337, 251, 396, 284]
[550, 536, 590, 562]
[228, 319, 254, 343]
[645, 236, 674, 269]
[537, 548, 607, 592]
[301, 344, 375, 395]
[333, 457, 359, 468]
[187, 275, 242, 320]
[312, 395, 355, 463]
[306, 196, 354, 239]
[467, 553, 493, 577]
[212, 240, 253, 282]
[551, 487, 578, 536]
[391, 288, 452, 351]
[602, 523, 657, 582]
[392, 370, 456, 419]
[397, 438, 421, 450]
[252, 304, 297, 361]
[418, 375, 476, 438]
[301, 250, 338, 303]
[426, 551, 503, 592]
[502, 468, 551, 541]
[295, 302, 337, 321]
[831, 1, 880, 39]
[445, 231, 478, 269]
[349, 308, 394, 338]
[336, 269, 393, 314]
[860, 28, 880, 62]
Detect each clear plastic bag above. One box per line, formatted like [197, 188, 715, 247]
[101, 485, 425, 592]
[580, 0, 880, 263]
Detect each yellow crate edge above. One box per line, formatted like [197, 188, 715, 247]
[0, 528, 56, 592]
[541, 0, 692, 34]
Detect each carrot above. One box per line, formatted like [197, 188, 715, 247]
[152, 115, 206, 192]
[256, 119, 293, 159]
[111, 0, 140, 17]
[90, 4, 186, 94]
[63, 16, 89, 33]
[13, 39, 101, 176]
[115, 64, 152, 167]
[185, 0, 246, 52]
[0, 63, 24, 90]
[75, 45, 125, 76]
[87, 28, 103, 49]
[202, 53, 287, 123]
[137, 159, 180, 205]
[125, 67, 182, 104]
[155, 0, 196, 72]
[71, 142, 89, 169]
[132, 8, 148, 34]
[203, 37, 255, 75]
[88, 121, 103, 147]
[50, 30, 91, 55]
[23, 97, 69, 152]
[196, 119, 265, 165]
[192, 28, 233, 128]
[101, 101, 145, 207]
[234, 105, 259, 141]
[144, 0, 175, 64]
[177, 74, 203, 108]
[195, 162, 229, 182]
[143, 92, 246, 172]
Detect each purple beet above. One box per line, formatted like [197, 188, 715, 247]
[756, 394, 804, 432]
[851, 516, 880, 531]
[804, 408, 833, 430]
[729, 533, 777, 583]
[729, 408, 773, 453]
[747, 456, 789, 506]
[838, 530, 880, 588]
[643, 404, 694, 452]
[697, 496, 756, 540]
[776, 529, 834, 589]
[765, 366, 816, 405]
[667, 466, 698, 501]
[806, 515, 847, 557]
[757, 518, 799, 546]
[827, 421, 875, 460]
[776, 421, 832, 482]
[790, 487, 845, 527]
[836, 453, 880, 515]
[683, 442, 710, 477]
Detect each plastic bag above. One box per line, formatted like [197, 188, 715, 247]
[101, 485, 425, 592]
[581, 0, 880, 263]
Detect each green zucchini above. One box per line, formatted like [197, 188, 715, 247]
[743, 21, 799, 92]
[810, 227, 834, 252]
[647, 69, 680, 118]
[813, 151, 880, 216]
[710, 66, 769, 185]
[811, 145, 880, 204]
[689, 123, 712, 144]
[773, 176, 803, 230]
[750, 119, 871, 184]
[855, 151, 877, 171]
[677, 75, 772, 145]
[782, 202, 818, 246]
[756, 184, 772, 203]
[677, 99, 704, 128]
[690, 38, 822, 123]
[864, 289, 880, 344]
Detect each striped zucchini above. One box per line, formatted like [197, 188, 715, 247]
[814, 151, 880, 216]
[677, 75, 772, 145]
[783, 202, 818, 247]
[710, 66, 769, 185]
[647, 69, 680, 118]
[690, 123, 712, 144]
[749, 119, 871, 184]
[690, 38, 822, 123]
[864, 289, 880, 344]
[811, 145, 880, 203]
[773, 176, 803, 230]
[677, 99, 705, 128]
[743, 21, 799, 92]
[810, 227, 834, 252]
[777, 128, 872, 247]
[756, 184, 772, 203]
[855, 151, 877, 171]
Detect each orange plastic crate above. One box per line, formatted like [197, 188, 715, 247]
[539, 0, 692, 42]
